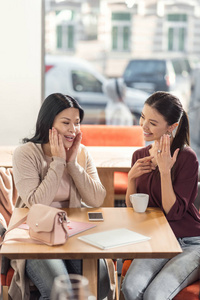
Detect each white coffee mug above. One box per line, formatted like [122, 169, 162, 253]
[130, 193, 149, 213]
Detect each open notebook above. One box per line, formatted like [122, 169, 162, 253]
[78, 228, 150, 250]
[67, 220, 96, 237]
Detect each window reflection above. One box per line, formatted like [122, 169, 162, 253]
[71, 71, 103, 93]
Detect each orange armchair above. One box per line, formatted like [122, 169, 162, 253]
[81, 125, 145, 200]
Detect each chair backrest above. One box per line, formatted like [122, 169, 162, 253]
[81, 125, 145, 147]
[0, 167, 17, 226]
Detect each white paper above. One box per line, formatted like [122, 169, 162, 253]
[78, 228, 150, 250]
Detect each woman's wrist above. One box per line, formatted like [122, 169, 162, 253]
[52, 156, 66, 166]
[159, 169, 171, 176]
[128, 175, 136, 184]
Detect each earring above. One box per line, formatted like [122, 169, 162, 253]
[172, 128, 177, 138]
[167, 131, 172, 138]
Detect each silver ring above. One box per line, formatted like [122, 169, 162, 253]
[157, 149, 162, 153]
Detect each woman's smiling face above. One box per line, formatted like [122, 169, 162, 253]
[52, 107, 80, 148]
[139, 104, 170, 142]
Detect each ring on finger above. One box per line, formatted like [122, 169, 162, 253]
[157, 149, 162, 153]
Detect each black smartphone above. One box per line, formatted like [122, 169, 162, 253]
[88, 212, 104, 221]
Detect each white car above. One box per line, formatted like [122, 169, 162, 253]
[45, 55, 149, 124]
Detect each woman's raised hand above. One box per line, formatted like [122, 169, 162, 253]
[65, 131, 82, 162]
[155, 134, 179, 173]
[128, 155, 155, 181]
[49, 127, 66, 160]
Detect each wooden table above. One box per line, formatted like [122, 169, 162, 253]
[1, 207, 182, 298]
[88, 146, 140, 207]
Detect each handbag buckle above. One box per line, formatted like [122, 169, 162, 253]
[58, 212, 67, 224]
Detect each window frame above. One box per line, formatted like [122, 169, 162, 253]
[111, 12, 131, 52]
[166, 14, 187, 52]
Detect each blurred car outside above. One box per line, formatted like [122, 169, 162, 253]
[122, 57, 192, 111]
[45, 55, 150, 124]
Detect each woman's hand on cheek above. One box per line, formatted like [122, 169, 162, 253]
[66, 132, 82, 162]
[49, 128, 66, 160]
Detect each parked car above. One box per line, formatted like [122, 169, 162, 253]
[45, 55, 149, 124]
[122, 57, 192, 110]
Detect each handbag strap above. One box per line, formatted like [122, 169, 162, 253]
[4, 215, 28, 235]
[0, 213, 41, 245]
[0, 214, 30, 245]
[0, 218, 46, 245]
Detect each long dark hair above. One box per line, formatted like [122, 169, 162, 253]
[23, 93, 84, 144]
[145, 91, 190, 154]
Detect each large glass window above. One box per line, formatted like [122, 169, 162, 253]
[167, 14, 187, 52]
[111, 13, 131, 52]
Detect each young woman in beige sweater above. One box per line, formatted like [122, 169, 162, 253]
[10, 93, 106, 300]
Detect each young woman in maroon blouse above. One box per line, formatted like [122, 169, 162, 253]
[122, 91, 200, 300]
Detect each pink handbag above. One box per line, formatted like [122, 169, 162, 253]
[27, 204, 68, 246]
[1, 204, 69, 246]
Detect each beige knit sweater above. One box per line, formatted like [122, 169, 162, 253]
[9, 142, 106, 300]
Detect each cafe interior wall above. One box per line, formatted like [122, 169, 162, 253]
[0, 0, 45, 146]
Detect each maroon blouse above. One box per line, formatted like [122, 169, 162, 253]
[132, 145, 200, 238]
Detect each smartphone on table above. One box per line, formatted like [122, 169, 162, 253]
[88, 212, 104, 221]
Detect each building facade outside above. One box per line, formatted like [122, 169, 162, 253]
[45, 0, 200, 77]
